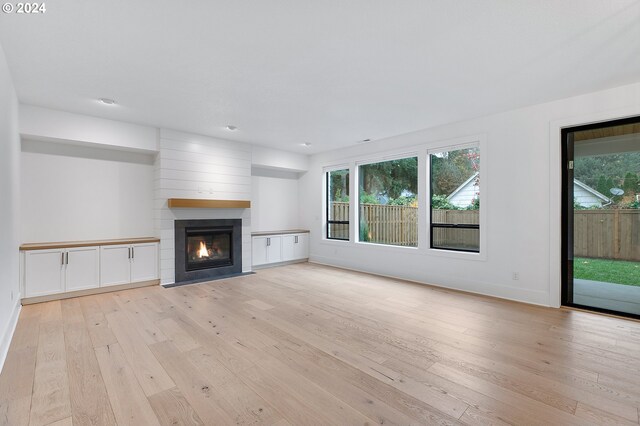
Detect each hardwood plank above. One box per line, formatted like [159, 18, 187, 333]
[78, 297, 117, 349]
[3, 263, 640, 425]
[156, 318, 200, 352]
[0, 396, 31, 426]
[44, 417, 73, 426]
[103, 310, 175, 396]
[94, 343, 160, 426]
[29, 320, 70, 426]
[60, 299, 84, 325]
[253, 355, 372, 425]
[149, 340, 237, 425]
[147, 388, 204, 426]
[574, 402, 639, 426]
[237, 365, 332, 425]
[111, 294, 168, 345]
[63, 320, 116, 426]
[245, 299, 275, 310]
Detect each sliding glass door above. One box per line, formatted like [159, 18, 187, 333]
[563, 116, 640, 318]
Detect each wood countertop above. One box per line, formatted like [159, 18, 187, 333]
[251, 229, 310, 237]
[20, 237, 160, 251]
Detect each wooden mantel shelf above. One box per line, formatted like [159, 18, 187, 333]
[167, 198, 251, 209]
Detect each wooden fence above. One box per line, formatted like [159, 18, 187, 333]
[329, 202, 479, 248]
[431, 210, 479, 250]
[331, 204, 639, 259]
[574, 210, 640, 261]
[360, 204, 418, 246]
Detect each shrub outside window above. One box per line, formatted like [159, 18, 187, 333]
[429, 146, 480, 252]
[358, 157, 418, 247]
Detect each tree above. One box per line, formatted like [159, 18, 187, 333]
[431, 147, 479, 197]
[605, 177, 615, 195]
[596, 175, 608, 195]
[359, 157, 417, 200]
[329, 170, 349, 202]
[623, 172, 638, 193]
[574, 152, 640, 189]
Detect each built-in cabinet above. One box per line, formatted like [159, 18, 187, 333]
[23, 246, 100, 297]
[252, 231, 308, 267]
[100, 243, 158, 287]
[252, 236, 283, 266]
[21, 238, 159, 300]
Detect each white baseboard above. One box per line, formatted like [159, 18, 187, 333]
[0, 297, 21, 375]
[309, 257, 551, 308]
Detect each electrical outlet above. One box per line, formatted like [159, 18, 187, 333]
[512, 272, 519, 280]
[11, 290, 13, 300]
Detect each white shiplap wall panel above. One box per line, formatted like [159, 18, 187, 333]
[160, 138, 252, 160]
[155, 129, 252, 285]
[160, 129, 252, 152]
[160, 169, 252, 185]
[158, 180, 250, 194]
[159, 159, 250, 176]
[158, 149, 251, 169]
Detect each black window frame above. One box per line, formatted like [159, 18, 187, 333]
[429, 147, 480, 253]
[326, 169, 350, 241]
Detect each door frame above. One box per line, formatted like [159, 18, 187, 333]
[561, 115, 640, 319]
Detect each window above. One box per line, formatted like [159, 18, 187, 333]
[326, 168, 349, 240]
[430, 146, 480, 252]
[358, 156, 418, 247]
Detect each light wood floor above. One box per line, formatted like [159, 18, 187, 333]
[2, 263, 640, 426]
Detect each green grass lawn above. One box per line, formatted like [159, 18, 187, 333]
[574, 257, 640, 287]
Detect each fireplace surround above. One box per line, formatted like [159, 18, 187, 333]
[174, 219, 242, 284]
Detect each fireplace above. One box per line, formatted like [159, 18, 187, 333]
[186, 228, 232, 270]
[175, 219, 242, 284]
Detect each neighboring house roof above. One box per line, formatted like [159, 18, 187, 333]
[446, 172, 479, 202]
[573, 179, 611, 203]
[445, 175, 611, 207]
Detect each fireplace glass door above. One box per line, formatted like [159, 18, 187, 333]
[185, 228, 232, 271]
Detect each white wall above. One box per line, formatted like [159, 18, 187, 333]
[20, 140, 155, 242]
[252, 145, 308, 172]
[155, 129, 253, 284]
[251, 168, 301, 232]
[300, 81, 640, 307]
[20, 104, 158, 153]
[0, 43, 21, 372]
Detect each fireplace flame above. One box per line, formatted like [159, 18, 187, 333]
[197, 241, 209, 258]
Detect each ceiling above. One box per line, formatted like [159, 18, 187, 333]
[1, 1, 639, 154]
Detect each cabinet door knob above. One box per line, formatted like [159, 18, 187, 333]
[61, 252, 65, 265]
[65, 252, 69, 265]
[132, 247, 134, 260]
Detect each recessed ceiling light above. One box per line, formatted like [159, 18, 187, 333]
[98, 98, 116, 105]
[225, 125, 238, 131]
[300, 142, 312, 147]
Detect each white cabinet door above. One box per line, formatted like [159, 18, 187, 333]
[281, 235, 296, 262]
[130, 243, 158, 283]
[24, 249, 65, 297]
[100, 245, 131, 287]
[66, 246, 100, 291]
[252, 237, 268, 266]
[292, 234, 309, 260]
[267, 236, 282, 263]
